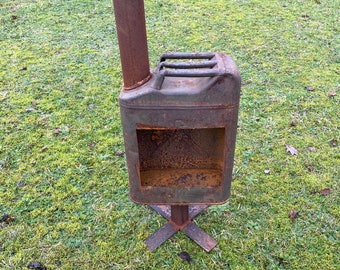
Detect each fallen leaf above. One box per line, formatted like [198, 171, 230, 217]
[114, 150, 124, 157]
[26, 107, 35, 112]
[307, 146, 316, 152]
[289, 210, 299, 220]
[306, 165, 314, 172]
[301, 14, 310, 21]
[16, 182, 26, 188]
[330, 139, 338, 147]
[286, 145, 298, 155]
[11, 15, 18, 21]
[53, 129, 60, 136]
[27, 262, 47, 270]
[320, 188, 330, 196]
[328, 91, 336, 97]
[1, 214, 15, 223]
[178, 251, 191, 262]
[305, 86, 315, 91]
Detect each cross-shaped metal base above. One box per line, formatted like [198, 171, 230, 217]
[145, 205, 217, 252]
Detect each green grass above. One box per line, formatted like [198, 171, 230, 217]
[1, 0, 339, 269]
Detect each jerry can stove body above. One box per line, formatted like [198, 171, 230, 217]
[119, 53, 240, 251]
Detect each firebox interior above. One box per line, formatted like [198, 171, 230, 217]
[137, 128, 225, 188]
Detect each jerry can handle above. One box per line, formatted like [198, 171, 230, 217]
[152, 52, 225, 90]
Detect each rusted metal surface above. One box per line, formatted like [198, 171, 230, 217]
[153, 52, 225, 89]
[171, 205, 189, 228]
[182, 222, 218, 252]
[117, 51, 240, 251]
[145, 205, 217, 252]
[150, 205, 208, 220]
[137, 128, 224, 188]
[120, 52, 240, 205]
[112, 0, 150, 90]
[144, 222, 176, 252]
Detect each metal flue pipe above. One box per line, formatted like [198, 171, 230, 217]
[113, 0, 151, 90]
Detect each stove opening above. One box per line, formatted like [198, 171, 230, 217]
[137, 128, 225, 188]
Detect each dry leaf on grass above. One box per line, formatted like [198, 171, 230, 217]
[286, 145, 298, 155]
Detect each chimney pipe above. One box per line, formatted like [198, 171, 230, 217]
[113, 0, 151, 90]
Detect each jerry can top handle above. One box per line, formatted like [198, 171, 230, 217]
[152, 52, 225, 90]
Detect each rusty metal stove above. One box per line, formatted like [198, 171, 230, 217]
[113, 0, 240, 252]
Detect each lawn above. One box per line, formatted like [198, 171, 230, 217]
[0, 0, 339, 269]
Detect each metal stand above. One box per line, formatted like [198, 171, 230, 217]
[145, 205, 217, 252]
